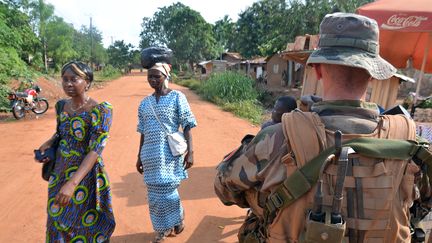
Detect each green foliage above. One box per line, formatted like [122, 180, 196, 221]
[213, 15, 236, 56]
[45, 16, 77, 69]
[107, 40, 133, 70]
[418, 99, 432, 109]
[175, 79, 201, 91]
[139, 2, 218, 68]
[221, 100, 263, 124]
[199, 71, 258, 103]
[75, 25, 107, 65]
[229, 0, 374, 58]
[94, 65, 122, 82]
[173, 72, 263, 124]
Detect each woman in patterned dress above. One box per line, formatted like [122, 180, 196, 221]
[136, 62, 197, 243]
[38, 61, 115, 242]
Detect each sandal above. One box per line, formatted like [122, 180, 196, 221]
[174, 221, 185, 235]
[152, 229, 174, 243]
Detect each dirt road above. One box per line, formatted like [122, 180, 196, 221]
[0, 74, 259, 242]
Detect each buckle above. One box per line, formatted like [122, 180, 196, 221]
[270, 193, 284, 209]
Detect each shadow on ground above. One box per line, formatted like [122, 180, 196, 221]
[111, 232, 154, 243]
[185, 215, 245, 243]
[111, 166, 218, 207]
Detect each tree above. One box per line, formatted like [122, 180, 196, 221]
[29, 0, 54, 72]
[233, 0, 288, 58]
[75, 25, 106, 66]
[213, 15, 236, 57]
[107, 40, 133, 70]
[45, 16, 77, 69]
[139, 2, 218, 70]
[231, 0, 374, 58]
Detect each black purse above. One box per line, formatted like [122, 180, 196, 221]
[36, 100, 65, 181]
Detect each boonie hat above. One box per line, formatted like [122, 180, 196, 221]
[307, 12, 396, 80]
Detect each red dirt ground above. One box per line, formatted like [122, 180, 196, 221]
[0, 73, 259, 242]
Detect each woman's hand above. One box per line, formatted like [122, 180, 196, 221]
[36, 141, 52, 163]
[39, 141, 51, 153]
[55, 181, 76, 207]
[183, 151, 194, 170]
[136, 159, 143, 174]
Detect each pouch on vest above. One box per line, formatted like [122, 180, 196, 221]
[304, 131, 347, 243]
[305, 210, 346, 243]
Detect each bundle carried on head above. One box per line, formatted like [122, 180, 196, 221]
[140, 46, 173, 69]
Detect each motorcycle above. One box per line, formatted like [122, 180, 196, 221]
[7, 84, 49, 120]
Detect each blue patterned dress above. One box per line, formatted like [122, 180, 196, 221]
[46, 101, 116, 243]
[137, 90, 197, 232]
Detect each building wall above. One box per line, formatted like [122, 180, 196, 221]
[266, 54, 288, 89]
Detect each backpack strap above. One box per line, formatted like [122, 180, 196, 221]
[379, 114, 417, 140]
[281, 110, 327, 168]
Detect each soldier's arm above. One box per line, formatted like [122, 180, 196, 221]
[214, 124, 288, 207]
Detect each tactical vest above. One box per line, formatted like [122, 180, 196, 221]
[263, 110, 421, 243]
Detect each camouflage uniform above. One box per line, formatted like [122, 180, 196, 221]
[215, 100, 385, 239]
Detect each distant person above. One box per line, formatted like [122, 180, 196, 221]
[136, 48, 197, 243]
[37, 61, 115, 242]
[261, 96, 297, 129]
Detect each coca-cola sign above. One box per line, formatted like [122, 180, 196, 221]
[382, 14, 428, 30]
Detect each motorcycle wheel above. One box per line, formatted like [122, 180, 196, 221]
[12, 101, 25, 120]
[32, 98, 49, 114]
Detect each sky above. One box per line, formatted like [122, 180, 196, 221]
[44, 0, 259, 48]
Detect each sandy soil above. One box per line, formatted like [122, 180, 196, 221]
[0, 74, 259, 242]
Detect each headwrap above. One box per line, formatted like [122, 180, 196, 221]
[61, 61, 93, 82]
[149, 62, 171, 79]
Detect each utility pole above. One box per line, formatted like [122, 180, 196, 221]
[90, 16, 93, 68]
[111, 36, 114, 46]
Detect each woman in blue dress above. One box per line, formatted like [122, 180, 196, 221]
[38, 61, 115, 242]
[136, 62, 197, 243]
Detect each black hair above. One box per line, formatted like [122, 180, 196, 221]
[276, 96, 297, 112]
[61, 61, 94, 82]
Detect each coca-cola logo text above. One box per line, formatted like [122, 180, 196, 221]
[382, 14, 428, 30]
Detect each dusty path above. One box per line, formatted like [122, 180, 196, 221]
[0, 74, 259, 242]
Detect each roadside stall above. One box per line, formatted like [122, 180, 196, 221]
[357, 0, 432, 142]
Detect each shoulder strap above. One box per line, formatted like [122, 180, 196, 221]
[148, 101, 169, 135]
[281, 110, 327, 168]
[55, 100, 66, 133]
[379, 114, 416, 140]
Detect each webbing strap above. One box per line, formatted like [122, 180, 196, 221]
[264, 137, 431, 224]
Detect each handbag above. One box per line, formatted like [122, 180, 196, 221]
[149, 101, 188, 156]
[38, 100, 65, 181]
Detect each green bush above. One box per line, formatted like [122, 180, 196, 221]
[0, 84, 11, 112]
[175, 79, 201, 91]
[418, 99, 432, 109]
[0, 47, 36, 113]
[199, 71, 258, 103]
[173, 71, 264, 124]
[222, 100, 263, 124]
[94, 65, 122, 82]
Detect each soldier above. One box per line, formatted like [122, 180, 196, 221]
[215, 13, 432, 243]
